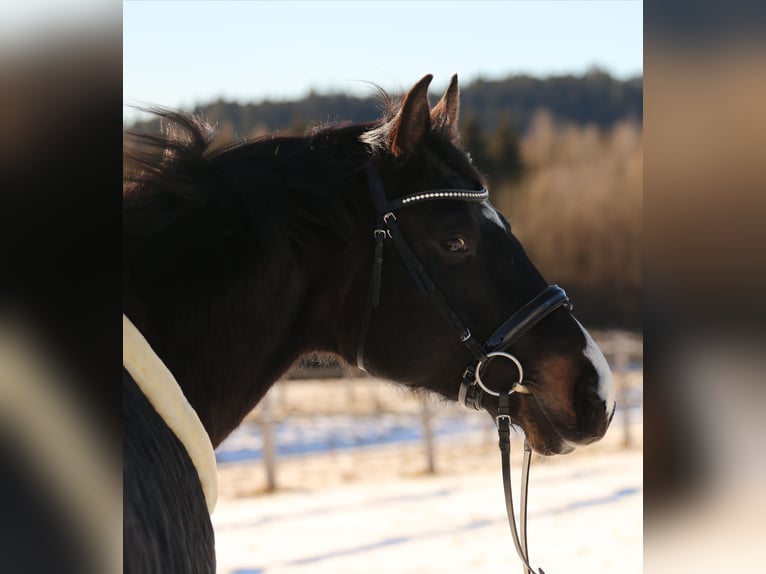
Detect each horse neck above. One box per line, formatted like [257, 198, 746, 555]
[124, 130, 376, 445]
[128, 239, 363, 447]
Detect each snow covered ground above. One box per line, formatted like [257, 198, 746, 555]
[213, 447, 641, 574]
[212, 401, 642, 573]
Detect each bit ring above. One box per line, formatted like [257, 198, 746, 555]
[475, 351, 529, 396]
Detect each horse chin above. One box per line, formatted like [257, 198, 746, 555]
[523, 426, 576, 456]
[512, 394, 577, 456]
[515, 406, 576, 455]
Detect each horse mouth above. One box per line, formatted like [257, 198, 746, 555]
[523, 420, 576, 456]
[531, 433, 576, 456]
[510, 388, 577, 456]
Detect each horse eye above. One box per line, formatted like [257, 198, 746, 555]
[440, 237, 469, 253]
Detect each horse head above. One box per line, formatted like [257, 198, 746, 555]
[341, 74, 615, 455]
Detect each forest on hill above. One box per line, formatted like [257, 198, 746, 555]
[127, 70, 643, 329]
[192, 68, 640, 135]
[131, 68, 640, 142]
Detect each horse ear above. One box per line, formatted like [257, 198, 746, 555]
[431, 74, 460, 143]
[390, 74, 433, 157]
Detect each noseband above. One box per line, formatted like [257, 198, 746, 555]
[358, 162, 573, 573]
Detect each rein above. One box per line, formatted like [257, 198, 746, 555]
[358, 162, 574, 573]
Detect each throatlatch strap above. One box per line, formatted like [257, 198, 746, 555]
[356, 233, 385, 370]
[371, 235, 384, 307]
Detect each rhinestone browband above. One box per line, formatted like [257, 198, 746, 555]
[390, 187, 489, 210]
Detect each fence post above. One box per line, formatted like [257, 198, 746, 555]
[260, 390, 277, 491]
[615, 333, 632, 449]
[420, 395, 436, 474]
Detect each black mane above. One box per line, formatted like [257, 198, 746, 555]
[123, 87, 470, 248]
[124, 110, 372, 258]
[122, 111, 377, 324]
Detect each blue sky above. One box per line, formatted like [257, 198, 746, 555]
[123, 1, 642, 122]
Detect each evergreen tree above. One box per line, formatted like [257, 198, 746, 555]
[488, 114, 523, 182]
[460, 113, 491, 176]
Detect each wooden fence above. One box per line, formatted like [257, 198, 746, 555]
[247, 331, 642, 491]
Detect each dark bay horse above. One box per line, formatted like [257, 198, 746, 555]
[123, 74, 615, 573]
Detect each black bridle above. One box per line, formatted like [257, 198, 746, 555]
[358, 162, 574, 573]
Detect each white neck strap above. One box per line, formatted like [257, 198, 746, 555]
[123, 314, 217, 513]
